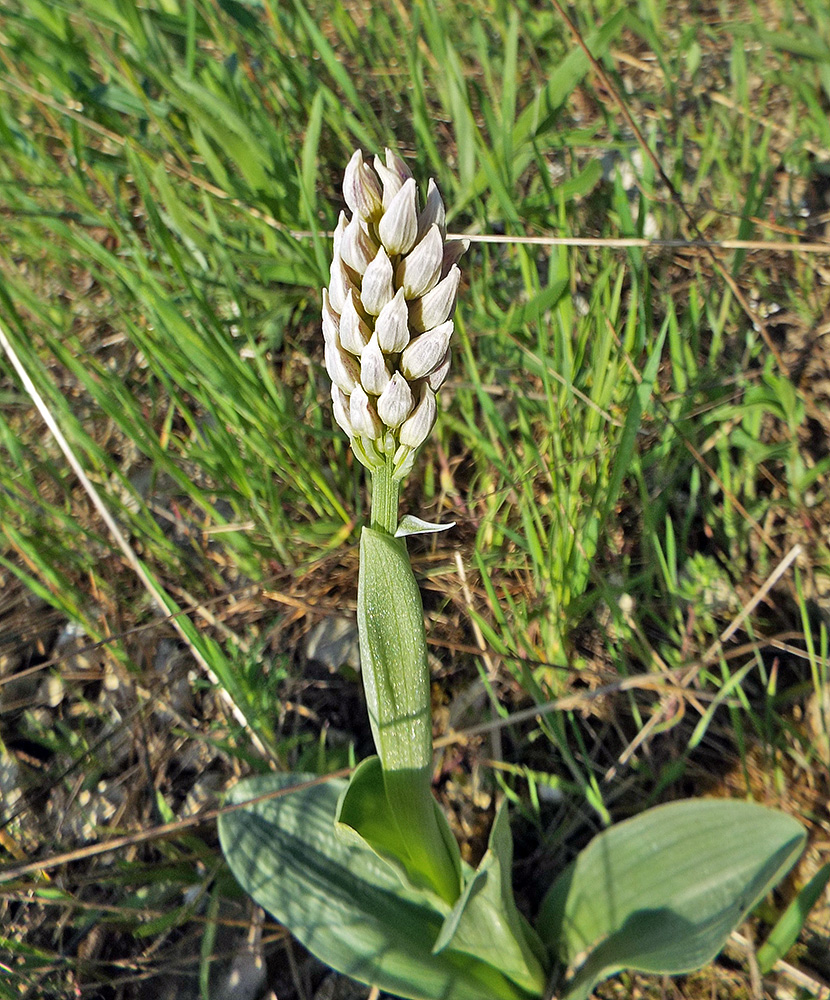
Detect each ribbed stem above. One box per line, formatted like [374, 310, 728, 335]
[369, 459, 399, 535]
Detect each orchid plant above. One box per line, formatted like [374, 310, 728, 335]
[219, 148, 805, 1000]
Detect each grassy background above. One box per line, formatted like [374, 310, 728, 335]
[1, 0, 829, 996]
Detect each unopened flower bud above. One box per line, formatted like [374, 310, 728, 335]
[378, 177, 418, 255]
[329, 254, 359, 313]
[399, 386, 437, 449]
[377, 372, 414, 428]
[442, 238, 470, 275]
[396, 224, 443, 298]
[322, 288, 339, 346]
[426, 347, 451, 392]
[339, 289, 371, 355]
[340, 217, 379, 275]
[408, 264, 460, 333]
[417, 179, 446, 242]
[373, 148, 413, 206]
[326, 339, 361, 394]
[349, 384, 382, 439]
[331, 385, 353, 436]
[343, 149, 383, 222]
[361, 245, 395, 316]
[332, 212, 348, 260]
[384, 148, 413, 183]
[360, 333, 391, 396]
[373, 163, 402, 209]
[400, 321, 454, 380]
[375, 287, 410, 354]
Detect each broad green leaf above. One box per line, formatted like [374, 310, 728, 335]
[218, 773, 537, 1000]
[435, 801, 548, 995]
[336, 755, 461, 909]
[536, 799, 805, 1000]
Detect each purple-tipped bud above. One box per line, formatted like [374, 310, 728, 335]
[360, 333, 391, 396]
[332, 211, 348, 259]
[375, 287, 410, 354]
[340, 217, 379, 275]
[384, 148, 413, 183]
[400, 321, 454, 380]
[417, 179, 446, 242]
[399, 386, 437, 449]
[343, 149, 382, 222]
[360, 244, 395, 315]
[396, 224, 443, 298]
[349, 384, 382, 439]
[378, 177, 418, 256]
[377, 371, 414, 428]
[408, 264, 460, 333]
[339, 288, 371, 355]
[374, 152, 408, 208]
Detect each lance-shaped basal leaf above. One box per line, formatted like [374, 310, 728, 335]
[434, 800, 549, 996]
[219, 773, 536, 1000]
[535, 798, 805, 1000]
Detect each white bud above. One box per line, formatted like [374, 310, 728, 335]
[384, 148, 413, 183]
[377, 372, 414, 428]
[328, 254, 359, 313]
[349, 384, 382, 439]
[442, 238, 469, 275]
[340, 217, 379, 275]
[325, 340, 360, 394]
[396, 224, 443, 298]
[321, 288, 340, 347]
[332, 211, 348, 260]
[360, 333, 391, 395]
[375, 287, 410, 354]
[331, 385, 353, 436]
[417, 178, 446, 241]
[343, 149, 382, 222]
[374, 149, 411, 208]
[378, 177, 418, 256]
[339, 288, 371, 355]
[408, 264, 460, 333]
[426, 347, 451, 392]
[399, 386, 437, 449]
[360, 244, 395, 315]
[400, 321, 454, 380]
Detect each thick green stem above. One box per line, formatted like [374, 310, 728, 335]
[369, 459, 399, 536]
[352, 463, 461, 904]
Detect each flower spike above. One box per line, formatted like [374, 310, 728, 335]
[323, 148, 467, 479]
